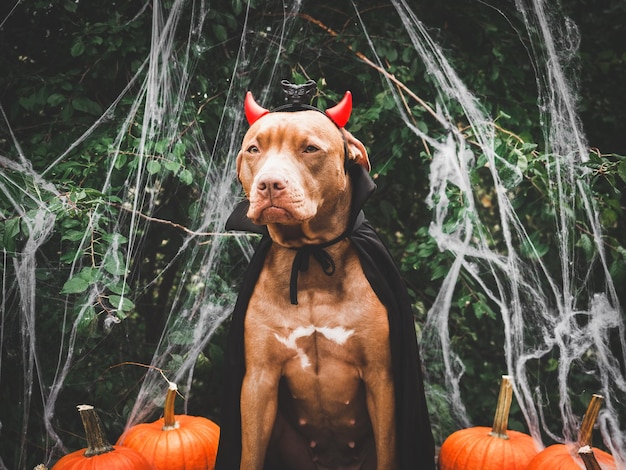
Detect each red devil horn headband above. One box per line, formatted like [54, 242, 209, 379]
[244, 92, 269, 125]
[325, 92, 352, 128]
[244, 90, 352, 128]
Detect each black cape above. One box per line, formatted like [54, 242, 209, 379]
[215, 165, 435, 469]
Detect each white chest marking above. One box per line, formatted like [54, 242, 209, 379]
[273, 325, 355, 369]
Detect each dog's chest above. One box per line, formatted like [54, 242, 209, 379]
[246, 242, 387, 373]
[273, 323, 357, 373]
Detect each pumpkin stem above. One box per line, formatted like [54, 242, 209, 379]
[489, 375, 513, 439]
[162, 381, 180, 430]
[77, 404, 114, 457]
[577, 394, 603, 448]
[578, 445, 603, 470]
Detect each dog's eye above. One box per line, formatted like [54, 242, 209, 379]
[303, 145, 319, 153]
[247, 145, 260, 154]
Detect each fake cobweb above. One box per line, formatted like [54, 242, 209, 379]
[0, 0, 624, 468]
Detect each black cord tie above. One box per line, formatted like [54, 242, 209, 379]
[289, 242, 340, 305]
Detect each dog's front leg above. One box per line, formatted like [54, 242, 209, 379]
[240, 365, 280, 470]
[364, 354, 397, 469]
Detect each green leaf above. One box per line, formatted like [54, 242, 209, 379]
[520, 232, 549, 259]
[61, 276, 90, 294]
[173, 141, 186, 158]
[47, 93, 66, 107]
[78, 266, 99, 282]
[232, 0, 243, 15]
[71, 40, 85, 57]
[64, 1, 78, 12]
[71, 96, 102, 116]
[114, 152, 127, 170]
[106, 281, 129, 295]
[164, 160, 181, 174]
[609, 252, 626, 285]
[102, 232, 128, 244]
[109, 295, 135, 312]
[601, 207, 618, 227]
[104, 250, 126, 276]
[179, 169, 193, 185]
[169, 330, 194, 345]
[618, 159, 626, 184]
[154, 140, 167, 154]
[71, 190, 86, 202]
[3, 218, 21, 251]
[62, 229, 86, 242]
[18, 96, 35, 111]
[516, 152, 528, 173]
[77, 306, 97, 335]
[60, 248, 82, 263]
[147, 160, 161, 175]
[576, 233, 595, 261]
[212, 24, 227, 42]
[473, 292, 496, 319]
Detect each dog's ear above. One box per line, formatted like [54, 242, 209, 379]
[235, 150, 248, 194]
[235, 150, 242, 177]
[342, 129, 371, 172]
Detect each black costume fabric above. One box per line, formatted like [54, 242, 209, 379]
[215, 165, 435, 469]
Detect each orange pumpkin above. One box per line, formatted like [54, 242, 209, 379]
[527, 443, 616, 469]
[438, 375, 538, 469]
[51, 404, 154, 470]
[525, 395, 617, 470]
[578, 445, 612, 470]
[117, 382, 220, 470]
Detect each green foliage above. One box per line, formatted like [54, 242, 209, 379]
[564, 0, 626, 154]
[0, 1, 243, 466]
[1, 0, 624, 468]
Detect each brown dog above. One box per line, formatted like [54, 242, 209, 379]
[215, 86, 434, 470]
[237, 109, 394, 470]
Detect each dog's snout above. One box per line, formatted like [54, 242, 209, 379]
[256, 175, 288, 196]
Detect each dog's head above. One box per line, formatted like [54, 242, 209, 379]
[236, 91, 370, 246]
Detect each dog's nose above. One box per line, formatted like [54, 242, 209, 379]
[256, 175, 288, 197]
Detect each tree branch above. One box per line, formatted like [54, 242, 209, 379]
[111, 202, 252, 238]
[298, 13, 444, 127]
